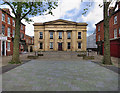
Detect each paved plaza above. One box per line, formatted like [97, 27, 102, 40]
[2, 59, 119, 91]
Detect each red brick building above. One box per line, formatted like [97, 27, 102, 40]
[96, 2, 120, 58]
[0, 8, 26, 56]
[25, 35, 34, 52]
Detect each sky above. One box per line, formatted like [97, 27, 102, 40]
[0, 0, 104, 36]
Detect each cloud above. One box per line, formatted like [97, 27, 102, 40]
[81, 1, 103, 36]
[0, 0, 104, 37]
[26, 0, 82, 36]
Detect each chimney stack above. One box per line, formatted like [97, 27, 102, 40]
[2, 8, 10, 14]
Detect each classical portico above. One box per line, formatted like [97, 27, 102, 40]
[33, 19, 88, 52]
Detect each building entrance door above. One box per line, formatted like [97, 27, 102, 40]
[2, 41, 5, 56]
[58, 43, 62, 51]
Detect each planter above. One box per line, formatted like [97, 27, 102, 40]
[27, 55, 38, 59]
[38, 54, 43, 56]
[77, 54, 86, 57]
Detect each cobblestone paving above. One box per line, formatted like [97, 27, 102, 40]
[2, 60, 119, 91]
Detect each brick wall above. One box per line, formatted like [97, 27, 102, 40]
[96, 5, 120, 58]
[96, 10, 120, 42]
[96, 21, 104, 42]
[1, 8, 26, 56]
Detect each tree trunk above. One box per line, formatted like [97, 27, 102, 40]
[11, 18, 21, 63]
[10, 2, 22, 64]
[103, 2, 112, 65]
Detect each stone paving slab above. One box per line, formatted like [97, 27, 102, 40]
[2, 60, 119, 91]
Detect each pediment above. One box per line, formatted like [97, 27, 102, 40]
[44, 19, 77, 25]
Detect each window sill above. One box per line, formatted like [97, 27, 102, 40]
[2, 20, 5, 22]
[114, 23, 117, 25]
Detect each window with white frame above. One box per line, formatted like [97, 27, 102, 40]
[13, 20, 15, 26]
[8, 17, 10, 24]
[114, 29, 117, 38]
[2, 14, 5, 22]
[78, 32, 81, 39]
[13, 29, 15, 37]
[2, 24, 5, 35]
[78, 42, 81, 49]
[50, 42, 53, 49]
[67, 32, 71, 39]
[98, 26, 100, 32]
[7, 42, 10, 51]
[7, 27, 11, 37]
[59, 32, 62, 39]
[114, 16, 117, 24]
[50, 32, 53, 39]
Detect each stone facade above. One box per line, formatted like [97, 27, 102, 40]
[33, 19, 87, 52]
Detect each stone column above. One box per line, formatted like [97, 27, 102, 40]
[34, 31, 39, 51]
[72, 30, 77, 51]
[82, 30, 87, 51]
[63, 31, 67, 51]
[54, 31, 57, 51]
[44, 30, 49, 51]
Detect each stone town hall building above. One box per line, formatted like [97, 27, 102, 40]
[33, 19, 87, 51]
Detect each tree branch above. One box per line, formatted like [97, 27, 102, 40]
[112, 2, 118, 12]
[3, 0, 17, 17]
[20, 2, 33, 20]
[109, 1, 118, 17]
